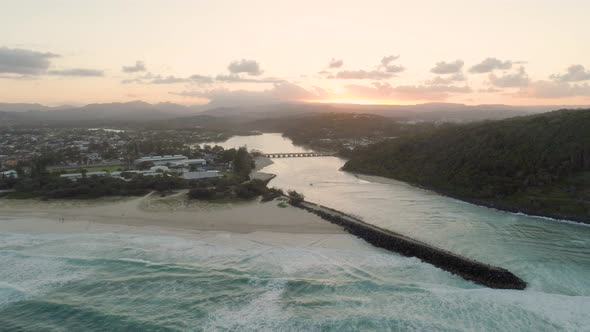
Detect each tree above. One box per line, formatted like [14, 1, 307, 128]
[137, 161, 154, 170]
[288, 190, 305, 205]
[188, 188, 216, 200]
[220, 148, 237, 163]
[30, 157, 49, 178]
[232, 146, 254, 178]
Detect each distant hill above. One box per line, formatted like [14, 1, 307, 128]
[0, 103, 57, 112]
[1, 100, 589, 127]
[196, 102, 566, 122]
[343, 109, 590, 223]
[0, 101, 205, 126]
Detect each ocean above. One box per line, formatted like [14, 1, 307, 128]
[1, 133, 589, 331]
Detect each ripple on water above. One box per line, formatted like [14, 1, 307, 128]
[1, 134, 590, 330]
[0, 230, 588, 331]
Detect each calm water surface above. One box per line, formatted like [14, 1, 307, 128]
[1, 133, 588, 331]
[206, 133, 313, 154]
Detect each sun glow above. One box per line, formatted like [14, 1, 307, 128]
[306, 99, 412, 106]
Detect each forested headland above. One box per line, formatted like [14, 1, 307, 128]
[343, 109, 590, 223]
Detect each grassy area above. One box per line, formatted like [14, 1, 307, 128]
[51, 165, 127, 174]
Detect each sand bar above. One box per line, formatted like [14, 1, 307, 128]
[0, 191, 344, 235]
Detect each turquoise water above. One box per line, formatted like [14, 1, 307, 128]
[1, 133, 589, 331]
[1, 230, 587, 331]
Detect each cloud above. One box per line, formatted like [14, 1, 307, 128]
[380, 55, 399, 67]
[47, 68, 104, 77]
[0, 47, 59, 75]
[427, 73, 466, 85]
[431, 60, 464, 74]
[518, 80, 590, 99]
[344, 82, 396, 99]
[469, 57, 513, 73]
[326, 55, 404, 80]
[0, 47, 109, 79]
[150, 75, 191, 84]
[328, 58, 343, 68]
[227, 59, 263, 76]
[489, 67, 529, 87]
[381, 64, 405, 73]
[479, 87, 503, 93]
[392, 84, 472, 100]
[379, 55, 405, 73]
[215, 74, 284, 84]
[122, 60, 146, 73]
[171, 82, 321, 106]
[333, 70, 395, 80]
[345, 82, 471, 101]
[189, 74, 215, 84]
[122, 73, 214, 84]
[121, 73, 153, 84]
[122, 71, 283, 85]
[550, 64, 590, 82]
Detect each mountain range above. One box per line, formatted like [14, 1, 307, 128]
[1, 101, 589, 126]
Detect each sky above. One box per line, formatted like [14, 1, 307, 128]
[1, 0, 590, 106]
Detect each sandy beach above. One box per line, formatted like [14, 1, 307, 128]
[0, 156, 351, 250]
[0, 190, 344, 235]
[250, 156, 276, 182]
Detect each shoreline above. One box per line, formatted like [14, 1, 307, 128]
[292, 199, 527, 289]
[0, 191, 344, 235]
[249, 156, 276, 182]
[251, 158, 526, 289]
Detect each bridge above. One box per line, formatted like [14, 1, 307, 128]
[264, 152, 335, 158]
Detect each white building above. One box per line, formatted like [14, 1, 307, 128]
[60, 171, 108, 180]
[149, 165, 170, 172]
[169, 158, 207, 169]
[0, 170, 18, 179]
[180, 159, 206, 166]
[134, 155, 188, 166]
[182, 171, 222, 180]
[111, 166, 170, 178]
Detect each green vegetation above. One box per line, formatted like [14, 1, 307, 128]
[186, 146, 261, 201]
[344, 109, 590, 223]
[232, 147, 255, 177]
[187, 178, 275, 202]
[9, 174, 185, 199]
[50, 165, 125, 174]
[287, 190, 305, 206]
[0, 177, 18, 190]
[4, 144, 266, 201]
[249, 113, 435, 153]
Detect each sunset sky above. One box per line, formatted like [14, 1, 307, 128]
[1, 0, 590, 106]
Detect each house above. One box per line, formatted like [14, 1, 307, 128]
[111, 166, 170, 178]
[179, 158, 206, 166]
[0, 170, 18, 179]
[149, 165, 170, 172]
[182, 170, 222, 180]
[134, 155, 188, 166]
[60, 171, 108, 180]
[2, 160, 18, 167]
[169, 158, 207, 170]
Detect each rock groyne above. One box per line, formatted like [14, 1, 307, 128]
[295, 200, 527, 290]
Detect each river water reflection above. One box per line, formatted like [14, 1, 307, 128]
[1, 133, 588, 331]
[225, 133, 590, 297]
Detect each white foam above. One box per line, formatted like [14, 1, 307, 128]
[203, 278, 290, 331]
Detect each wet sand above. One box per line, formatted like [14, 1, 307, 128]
[250, 156, 275, 182]
[0, 191, 343, 235]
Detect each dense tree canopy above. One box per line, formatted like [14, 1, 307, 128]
[344, 109, 590, 222]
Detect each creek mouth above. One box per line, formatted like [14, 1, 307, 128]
[291, 199, 527, 290]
